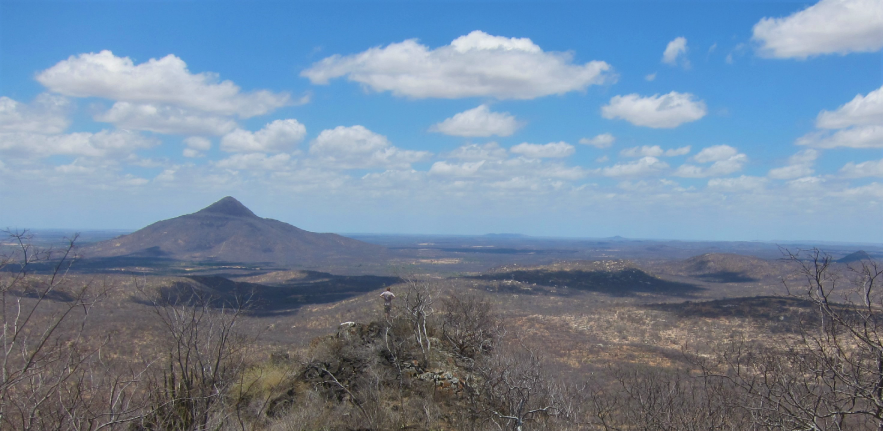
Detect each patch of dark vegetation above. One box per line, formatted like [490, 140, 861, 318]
[1, 255, 282, 277]
[483, 233, 529, 238]
[649, 296, 812, 320]
[646, 295, 877, 333]
[139, 272, 402, 317]
[390, 246, 577, 255]
[123, 246, 169, 258]
[470, 267, 703, 297]
[672, 253, 784, 280]
[9, 287, 75, 302]
[692, 270, 758, 283]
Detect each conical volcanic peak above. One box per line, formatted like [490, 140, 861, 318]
[838, 250, 871, 263]
[194, 196, 259, 218]
[84, 195, 386, 264]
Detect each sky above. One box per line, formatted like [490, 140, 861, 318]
[1, 0, 882, 242]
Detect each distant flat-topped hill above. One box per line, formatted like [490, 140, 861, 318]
[83, 197, 385, 265]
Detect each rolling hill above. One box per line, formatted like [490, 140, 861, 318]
[662, 253, 790, 282]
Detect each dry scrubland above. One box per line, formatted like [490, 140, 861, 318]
[3, 233, 883, 430]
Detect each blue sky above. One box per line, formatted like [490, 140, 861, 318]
[1, 0, 882, 242]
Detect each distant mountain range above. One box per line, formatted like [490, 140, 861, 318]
[83, 197, 385, 265]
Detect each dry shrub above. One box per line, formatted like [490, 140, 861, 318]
[440, 293, 504, 367]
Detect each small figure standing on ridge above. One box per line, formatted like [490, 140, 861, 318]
[380, 287, 395, 319]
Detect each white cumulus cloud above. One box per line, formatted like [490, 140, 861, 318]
[707, 175, 767, 191]
[0, 130, 158, 158]
[55, 161, 96, 175]
[0, 94, 71, 134]
[693, 145, 738, 163]
[621, 146, 664, 158]
[798, 86, 883, 148]
[37, 50, 290, 118]
[430, 105, 521, 137]
[602, 92, 706, 128]
[768, 149, 819, 179]
[301, 30, 615, 100]
[183, 137, 211, 158]
[752, 0, 883, 59]
[220, 119, 306, 153]
[798, 126, 883, 148]
[786, 176, 826, 188]
[600, 156, 669, 177]
[620, 145, 691, 157]
[429, 160, 486, 177]
[215, 153, 292, 171]
[446, 142, 508, 161]
[665, 146, 692, 156]
[309, 125, 430, 169]
[768, 164, 815, 180]
[579, 133, 615, 148]
[184, 136, 212, 151]
[816, 84, 883, 129]
[154, 168, 177, 182]
[95, 102, 238, 135]
[840, 158, 883, 177]
[674, 145, 748, 177]
[662, 37, 690, 67]
[510, 141, 575, 159]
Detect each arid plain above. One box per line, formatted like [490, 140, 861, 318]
[3, 198, 882, 430]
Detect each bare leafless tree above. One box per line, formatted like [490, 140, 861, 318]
[138, 287, 251, 430]
[474, 344, 562, 431]
[0, 230, 144, 430]
[573, 364, 748, 431]
[698, 249, 883, 430]
[399, 277, 436, 365]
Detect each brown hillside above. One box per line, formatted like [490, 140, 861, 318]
[82, 197, 385, 265]
[471, 260, 703, 297]
[669, 253, 789, 282]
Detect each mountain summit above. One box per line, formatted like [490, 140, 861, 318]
[84, 197, 384, 265]
[195, 196, 258, 218]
